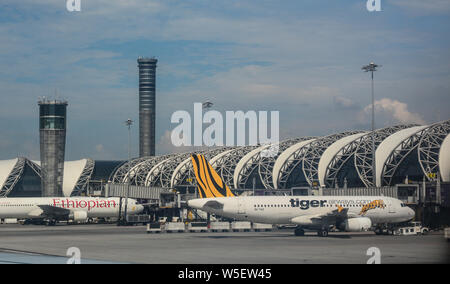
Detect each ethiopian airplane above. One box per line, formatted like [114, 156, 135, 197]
[187, 154, 415, 237]
[0, 197, 144, 225]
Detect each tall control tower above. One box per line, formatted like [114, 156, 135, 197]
[38, 98, 68, 197]
[137, 57, 157, 157]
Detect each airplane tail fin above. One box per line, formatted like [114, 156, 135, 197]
[191, 154, 235, 198]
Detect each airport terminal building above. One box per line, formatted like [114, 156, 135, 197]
[1, 120, 449, 200]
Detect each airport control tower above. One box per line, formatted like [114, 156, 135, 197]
[137, 57, 157, 157]
[38, 98, 68, 197]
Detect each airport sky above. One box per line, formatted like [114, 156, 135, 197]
[0, 0, 449, 160]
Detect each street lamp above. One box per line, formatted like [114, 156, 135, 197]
[362, 62, 381, 186]
[202, 101, 213, 110]
[123, 118, 133, 223]
[201, 101, 214, 151]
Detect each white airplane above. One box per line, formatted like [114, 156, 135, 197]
[187, 154, 415, 237]
[0, 197, 144, 225]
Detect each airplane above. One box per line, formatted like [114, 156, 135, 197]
[187, 154, 415, 237]
[0, 197, 144, 226]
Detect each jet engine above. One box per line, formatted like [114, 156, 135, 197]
[341, 217, 372, 232]
[71, 211, 88, 222]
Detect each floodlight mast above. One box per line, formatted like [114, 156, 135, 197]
[201, 101, 214, 151]
[362, 62, 381, 186]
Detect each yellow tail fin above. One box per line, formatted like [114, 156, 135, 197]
[191, 154, 235, 198]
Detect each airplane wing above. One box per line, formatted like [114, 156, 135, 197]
[35, 205, 71, 219]
[291, 206, 350, 226]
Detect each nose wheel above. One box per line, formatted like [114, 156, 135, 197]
[317, 229, 328, 237]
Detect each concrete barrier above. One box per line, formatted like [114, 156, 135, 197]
[165, 222, 186, 233]
[253, 223, 273, 232]
[231, 221, 252, 232]
[187, 222, 208, 232]
[146, 222, 162, 234]
[210, 222, 230, 232]
[2, 218, 18, 224]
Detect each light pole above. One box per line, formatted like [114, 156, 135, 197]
[123, 118, 133, 223]
[202, 101, 213, 110]
[201, 101, 214, 151]
[362, 62, 381, 186]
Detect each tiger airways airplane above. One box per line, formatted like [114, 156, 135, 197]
[187, 154, 415, 237]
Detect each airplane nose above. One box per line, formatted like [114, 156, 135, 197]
[405, 207, 415, 220]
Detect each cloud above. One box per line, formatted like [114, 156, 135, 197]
[156, 130, 194, 155]
[333, 96, 360, 110]
[95, 144, 104, 152]
[360, 98, 426, 126]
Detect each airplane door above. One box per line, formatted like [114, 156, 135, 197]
[388, 199, 396, 213]
[238, 199, 246, 214]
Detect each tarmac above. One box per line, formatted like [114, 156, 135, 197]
[0, 224, 448, 264]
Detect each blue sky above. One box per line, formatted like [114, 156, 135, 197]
[0, 0, 449, 160]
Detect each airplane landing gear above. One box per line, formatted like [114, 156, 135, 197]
[317, 229, 329, 237]
[45, 219, 57, 226]
[294, 227, 305, 236]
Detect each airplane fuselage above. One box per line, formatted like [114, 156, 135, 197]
[188, 196, 415, 227]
